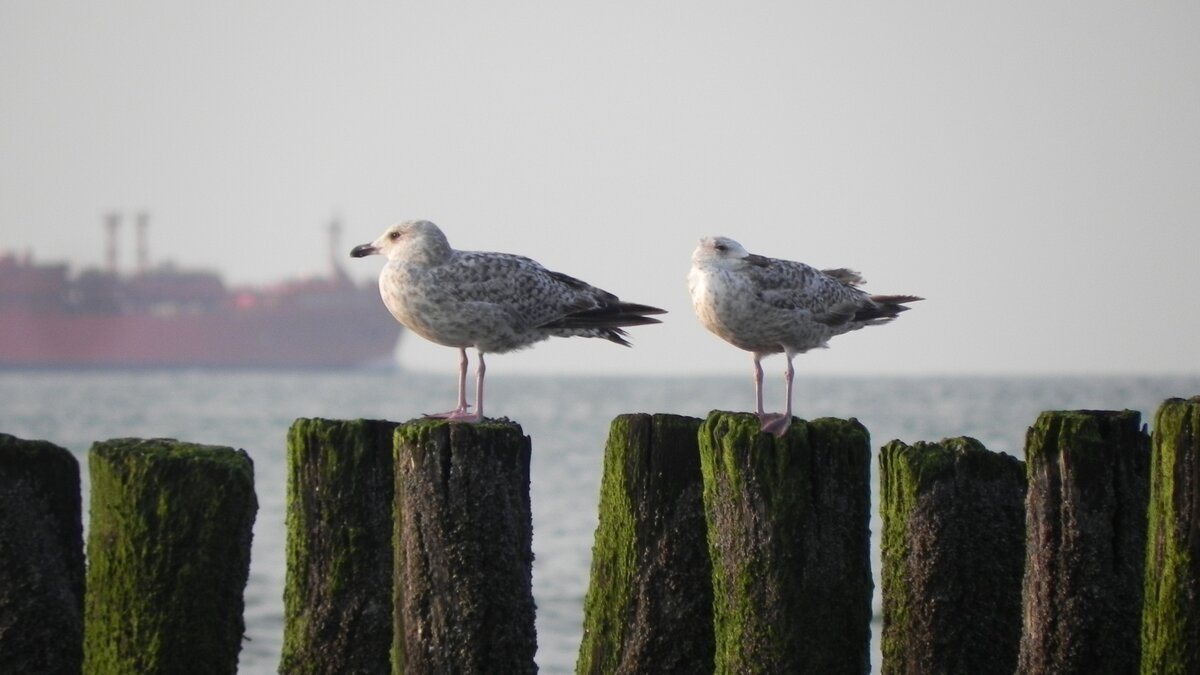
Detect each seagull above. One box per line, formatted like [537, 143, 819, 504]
[688, 236, 921, 437]
[351, 220, 666, 422]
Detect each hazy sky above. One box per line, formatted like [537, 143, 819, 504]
[3, 3, 1198, 377]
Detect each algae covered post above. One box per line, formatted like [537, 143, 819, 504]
[84, 438, 257, 674]
[1141, 396, 1200, 675]
[577, 413, 712, 674]
[699, 411, 873, 674]
[879, 437, 1026, 675]
[392, 418, 537, 675]
[281, 418, 399, 675]
[1017, 410, 1150, 675]
[0, 434, 85, 675]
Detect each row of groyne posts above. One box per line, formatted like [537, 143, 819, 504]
[1, 396, 1198, 674]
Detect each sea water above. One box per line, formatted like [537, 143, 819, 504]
[2, 370, 1198, 673]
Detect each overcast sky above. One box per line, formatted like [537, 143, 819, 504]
[3, 2, 1198, 377]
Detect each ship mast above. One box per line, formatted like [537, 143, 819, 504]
[135, 211, 150, 274]
[105, 212, 121, 274]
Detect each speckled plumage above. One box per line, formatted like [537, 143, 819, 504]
[351, 220, 665, 421]
[688, 236, 921, 436]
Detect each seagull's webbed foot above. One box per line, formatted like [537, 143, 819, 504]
[423, 407, 483, 423]
[758, 413, 793, 438]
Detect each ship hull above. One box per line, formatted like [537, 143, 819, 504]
[0, 306, 399, 369]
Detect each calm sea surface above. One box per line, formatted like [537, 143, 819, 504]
[3, 370, 1198, 673]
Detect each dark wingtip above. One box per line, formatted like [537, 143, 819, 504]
[619, 315, 664, 327]
[625, 303, 668, 316]
[872, 295, 923, 304]
[852, 294, 923, 323]
[542, 301, 667, 332]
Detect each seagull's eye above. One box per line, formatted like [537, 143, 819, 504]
[389, 231, 401, 240]
[714, 243, 727, 252]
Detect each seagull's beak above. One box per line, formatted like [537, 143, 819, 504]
[349, 243, 377, 258]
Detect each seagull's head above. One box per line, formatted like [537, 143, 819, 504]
[693, 236, 765, 268]
[350, 220, 451, 264]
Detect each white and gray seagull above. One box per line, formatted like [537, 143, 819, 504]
[688, 236, 921, 437]
[351, 220, 666, 422]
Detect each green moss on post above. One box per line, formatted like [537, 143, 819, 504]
[1141, 396, 1200, 675]
[699, 411, 873, 674]
[84, 438, 257, 674]
[393, 419, 536, 675]
[0, 434, 84, 675]
[1017, 410, 1150, 675]
[577, 413, 711, 674]
[281, 418, 399, 675]
[879, 437, 1026, 675]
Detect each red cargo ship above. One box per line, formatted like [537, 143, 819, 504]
[0, 215, 400, 369]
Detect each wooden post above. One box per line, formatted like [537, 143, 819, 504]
[392, 419, 536, 675]
[1141, 396, 1200, 675]
[699, 411, 873, 674]
[1017, 410, 1150, 675]
[0, 434, 84, 675]
[280, 418, 399, 675]
[879, 437, 1026, 675]
[577, 413, 712, 674]
[84, 438, 257, 674]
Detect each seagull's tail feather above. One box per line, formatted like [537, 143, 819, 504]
[541, 301, 667, 346]
[601, 327, 633, 347]
[854, 294, 924, 324]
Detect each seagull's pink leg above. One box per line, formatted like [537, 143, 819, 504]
[753, 354, 767, 417]
[454, 348, 470, 412]
[759, 353, 795, 438]
[785, 353, 795, 420]
[425, 347, 480, 421]
[469, 352, 485, 421]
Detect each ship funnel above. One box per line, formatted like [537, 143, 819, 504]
[135, 211, 150, 273]
[328, 216, 350, 283]
[105, 212, 121, 273]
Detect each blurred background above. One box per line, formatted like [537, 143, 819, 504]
[4, 2, 1198, 377]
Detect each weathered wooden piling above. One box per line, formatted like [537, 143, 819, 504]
[1141, 396, 1200, 675]
[393, 419, 537, 675]
[879, 437, 1026, 675]
[84, 438, 257, 674]
[699, 411, 873, 674]
[577, 413, 712, 675]
[1017, 410, 1150, 675]
[281, 418, 399, 675]
[0, 434, 84, 675]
